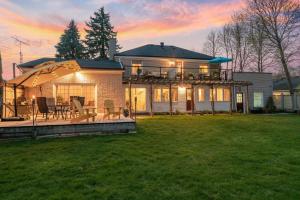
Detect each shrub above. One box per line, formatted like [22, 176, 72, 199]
[265, 96, 276, 113]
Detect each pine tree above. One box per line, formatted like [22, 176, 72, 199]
[55, 20, 85, 59]
[85, 7, 119, 59]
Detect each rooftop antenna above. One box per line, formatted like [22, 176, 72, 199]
[11, 36, 29, 64]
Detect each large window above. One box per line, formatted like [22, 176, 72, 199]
[154, 88, 162, 102]
[154, 87, 178, 102]
[198, 88, 205, 102]
[210, 87, 230, 101]
[254, 92, 264, 108]
[56, 84, 96, 105]
[125, 88, 146, 111]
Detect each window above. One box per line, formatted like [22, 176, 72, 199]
[198, 88, 205, 102]
[199, 65, 209, 74]
[254, 92, 264, 108]
[154, 88, 161, 102]
[209, 87, 230, 102]
[56, 84, 96, 105]
[131, 60, 142, 75]
[162, 89, 170, 102]
[125, 88, 147, 111]
[153, 87, 177, 102]
[216, 88, 223, 101]
[172, 88, 178, 102]
[223, 88, 230, 101]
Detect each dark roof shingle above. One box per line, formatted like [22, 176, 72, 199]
[18, 58, 122, 70]
[273, 77, 300, 91]
[115, 44, 214, 60]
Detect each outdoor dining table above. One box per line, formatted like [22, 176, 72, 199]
[55, 104, 70, 120]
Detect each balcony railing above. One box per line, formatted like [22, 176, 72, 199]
[123, 66, 233, 81]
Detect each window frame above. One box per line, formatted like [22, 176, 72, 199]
[209, 87, 231, 102]
[253, 92, 264, 108]
[198, 87, 205, 102]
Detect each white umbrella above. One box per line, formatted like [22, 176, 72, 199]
[7, 60, 80, 87]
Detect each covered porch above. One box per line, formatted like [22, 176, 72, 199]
[1, 60, 134, 139]
[124, 76, 252, 116]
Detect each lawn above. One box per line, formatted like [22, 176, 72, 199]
[0, 115, 300, 200]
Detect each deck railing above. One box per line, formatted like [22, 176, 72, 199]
[123, 66, 233, 81]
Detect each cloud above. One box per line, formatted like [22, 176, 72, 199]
[0, 0, 244, 79]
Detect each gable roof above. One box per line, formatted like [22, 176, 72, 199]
[18, 58, 123, 70]
[115, 44, 214, 60]
[273, 77, 300, 91]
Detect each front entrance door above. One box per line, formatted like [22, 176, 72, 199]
[236, 92, 244, 113]
[186, 88, 192, 111]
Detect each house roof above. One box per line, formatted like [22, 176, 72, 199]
[273, 77, 300, 91]
[115, 44, 214, 60]
[18, 58, 123, 70]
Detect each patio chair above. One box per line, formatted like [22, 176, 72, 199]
[46, 97, 57, 115]
[36, 97, 54, 120]
[103, 99, 122, 120]
[70, 99, 97, 123]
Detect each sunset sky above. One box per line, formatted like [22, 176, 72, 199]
[0, 0, 244, 79]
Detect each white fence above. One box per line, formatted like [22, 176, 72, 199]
[273, 94, 300, 111]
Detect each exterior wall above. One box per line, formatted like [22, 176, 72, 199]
[273, 90, 300, 111]
[24, 70, 124, 113]
[233, 72, 273, 110]
[124, 84, 231, 113]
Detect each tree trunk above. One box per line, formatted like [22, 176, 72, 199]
[278, 44, 295, 110]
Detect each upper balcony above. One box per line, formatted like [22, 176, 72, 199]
[123, 65, 233, 82]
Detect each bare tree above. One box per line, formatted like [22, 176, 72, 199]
[203, 30, 220, 57]
[218, 24, 234, 70]
[247, 16, 273, 72]
[248, 0, 300, 110]
[230, 13, 252, 72]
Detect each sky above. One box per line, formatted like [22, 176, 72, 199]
[0, 0, 245, 79]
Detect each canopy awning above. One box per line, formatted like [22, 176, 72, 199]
[7, 60, 80, 87]
[209, 57, 233, 64]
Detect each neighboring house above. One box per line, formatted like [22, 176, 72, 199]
[2, 42, 274, 117]
[273, 77, 300, 111]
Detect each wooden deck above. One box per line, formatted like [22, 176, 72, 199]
[0, 117, 136, 140]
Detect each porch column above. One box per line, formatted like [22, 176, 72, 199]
[246, 85, 250, 114]
[129, 81, 132, 118]
[211, 84, 215, 115]
[191, 84, 195, 115]
[229, 84, 233, 115]
[150, 84, 153, 116]
[169, 83, 173, 116]
[13, 84, 18, 117]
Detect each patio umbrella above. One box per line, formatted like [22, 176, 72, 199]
[7, 60, 80, 87]
[209, 57, 233, 64]
[6, 60, 81, 117]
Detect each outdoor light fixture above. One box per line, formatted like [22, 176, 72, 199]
[169, 61, 175, 66]
[75, 71, 84, 81]
[178, 85, 186, 93]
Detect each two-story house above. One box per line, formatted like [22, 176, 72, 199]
[3, 42, 273, 118]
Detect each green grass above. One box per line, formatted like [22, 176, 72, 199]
[0, 115, 300, 200]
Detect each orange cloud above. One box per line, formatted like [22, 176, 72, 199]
[117, 0, 245, 39]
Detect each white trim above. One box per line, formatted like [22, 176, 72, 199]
[115, 56, 210, 64]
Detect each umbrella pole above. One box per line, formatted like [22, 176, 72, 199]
[13, 84, 18, 117]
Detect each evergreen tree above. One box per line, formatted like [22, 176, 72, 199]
[55, 20, 85, 59]
[85, 7, 119, 59]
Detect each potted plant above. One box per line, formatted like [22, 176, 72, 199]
[188, 73, 194, 80]
[137, 68, 142, 76]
